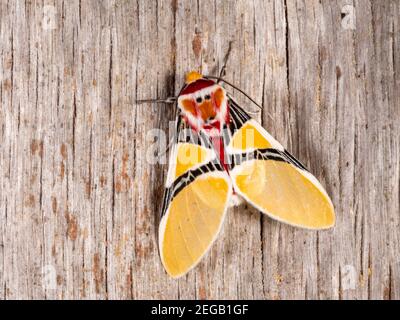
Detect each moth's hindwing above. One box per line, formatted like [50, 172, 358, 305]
[159, 116, 232, 278]
[226, 97, 335, 229]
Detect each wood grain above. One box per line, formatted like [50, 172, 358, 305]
[0, 0, 398, 299]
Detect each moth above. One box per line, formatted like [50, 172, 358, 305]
[140, 70, 335, 278]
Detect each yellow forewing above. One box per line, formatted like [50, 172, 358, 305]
[229, 121, 335, 229]
[160, 174, 231, 278]
[229, 122, 272, 151]
[174, 143, 211, 179]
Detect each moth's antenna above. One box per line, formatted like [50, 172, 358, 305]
[157, 137, 175, 158]
[135, 97, 177, 156]
[204, 76, 274, 120]
[205, 76, 262, 109]
[136, 97, 177, 104]
[217, 41, 234, 82]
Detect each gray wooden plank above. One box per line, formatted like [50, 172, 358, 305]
[0, 0, 398, 299]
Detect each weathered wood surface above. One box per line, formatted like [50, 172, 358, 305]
[0, 0, 399, 300]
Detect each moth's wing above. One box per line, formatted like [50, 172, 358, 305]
[159, 115, 232, 278]
[224, 97, 335, 229]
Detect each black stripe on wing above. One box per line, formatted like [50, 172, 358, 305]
[222, 96, 251, 147]
[161, 160, 225, 217]
[226, 95, 308, 172]
[228, 96, 251, 125]
[282, 150, 307, 171]
[161, 113, 224, 217]
[230, 148, 308, 172]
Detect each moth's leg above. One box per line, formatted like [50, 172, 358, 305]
[136, 96, 176, 104]
[158, 136, 175, 158]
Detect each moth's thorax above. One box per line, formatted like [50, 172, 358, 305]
[177, 78, 229, 132]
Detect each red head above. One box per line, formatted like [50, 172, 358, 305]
[177, 71, 229, 132]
